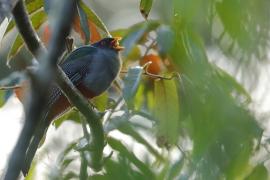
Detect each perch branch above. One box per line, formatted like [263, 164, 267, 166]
[4, 0, 78, 179]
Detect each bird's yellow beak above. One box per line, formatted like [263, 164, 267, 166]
[111, 37, 125, 51]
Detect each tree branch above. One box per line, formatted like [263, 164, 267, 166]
[4, 0, 78, 179]
[4, 0, 105, 178]
[55, 68, 104, 171]
[12, 0, 46, 57]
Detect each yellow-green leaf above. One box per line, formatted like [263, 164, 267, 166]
[154, 79, 180, 145]
[7, 35, 24, 64]
[5, 0, 44, 36]
[245, 164, 268, 180]
[53, 108, 80, 129]
[7, 10, 47, 63]
[91, 92, 108, 112]
[140, 0, 153, 19]
[0, 90, 6, 107]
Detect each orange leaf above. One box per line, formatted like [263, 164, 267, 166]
[89, 21, 101, 43]
[72, 15, 101, 43]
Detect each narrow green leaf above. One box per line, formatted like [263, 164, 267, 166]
[5, 0, 44, 36]
[107, 137, 155, 179]
[7, 10, 47, 63]
[30, 10, 47, 30]
[7, 35, 24, 64]
[154, 79, 180, 145]
[118, 124, 164, 161]
[79, 1, 110, 36]
[77, 3, 90, 44]
[110, 28, 129, 38]
[53, 109, 80, 129]
[182, 28, 208, 63]
[26, 0, 43, 14]
[213, 64, 251, 103]
[25, 159, 37, 180]
[140, 0, 153, 19]
[91, 92, 108, 112]
[123, 66, 143, 108]
[245, 164, 268, 180]
[0, 90, 6, 107]
[103, 112, 130, 133]
[166, 158, 184, 180]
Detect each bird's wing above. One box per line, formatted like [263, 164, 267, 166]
[63, 45, 98, 63]
[47, 53, 94, 107]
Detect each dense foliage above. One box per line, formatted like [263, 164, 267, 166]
[1, 0, 270, 179]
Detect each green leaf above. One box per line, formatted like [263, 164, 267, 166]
[7, 10, 47, 63]
[245, 164, 268, 180]
[79, 1, 109, 36]
[154, 79, 180, 145]
[91, 92, 108, 112]
[5, 0, 44, 36]
[121, 21, 160, 56]
[213, 64, 251, 104]
[103, 112, 130, 133]
[140, 0, 153, 19]
[26, 0, 44, 14]
[77, 3, 90, 44]
[7, 35, 24, 64]
[125, 46, 141, 61]
[107, 137, 155, 179]
[166, 158, 184, 180]
[118, 124, 164, 161]
[110, 28, 129, 38]
[0, 90, 6, 107]
[53, 109, 80, 129]
[123, 66, 143, 108]
[182, 28, 208, 63]
[25, 159, 37, 180]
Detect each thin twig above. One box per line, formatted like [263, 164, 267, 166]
[176, 144, 193, 165]
[0, 85, 21, 90]
[120, 69, 180, 80]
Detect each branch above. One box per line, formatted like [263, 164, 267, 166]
[4, 0, 105, 178]
[12, 0, 46, 57]
[4, 0, 78, 179]
[55, 68, 104, 171]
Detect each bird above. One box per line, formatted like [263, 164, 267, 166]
[15, 37, 123, 176]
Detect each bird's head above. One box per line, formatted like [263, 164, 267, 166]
[93, 37, 124, 52]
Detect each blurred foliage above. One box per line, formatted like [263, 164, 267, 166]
[1, 0, 270, 179]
